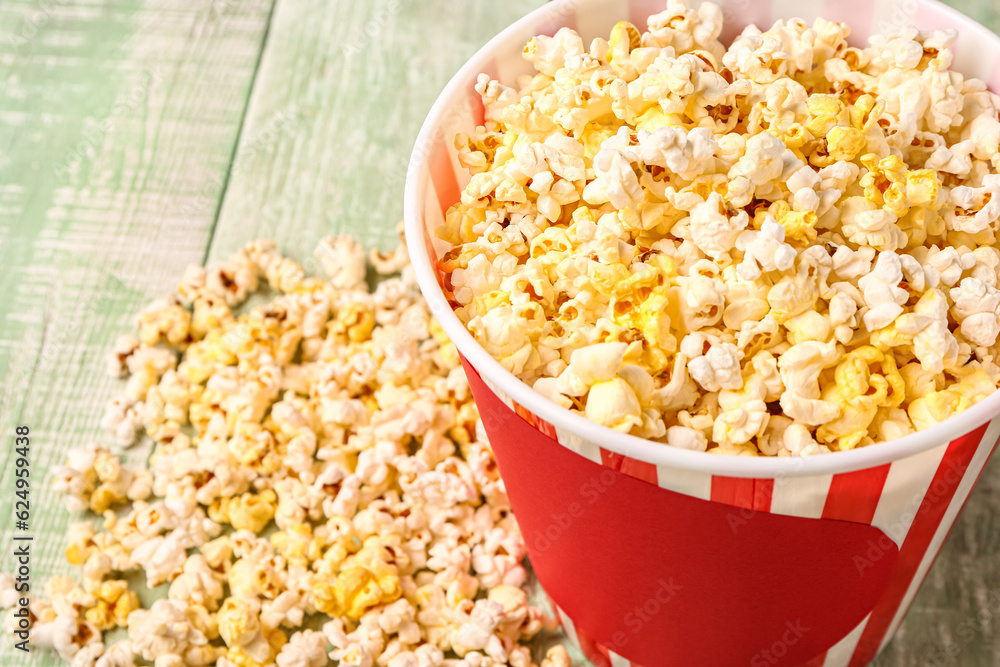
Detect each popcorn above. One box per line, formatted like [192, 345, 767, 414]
[585, 377, 643, 432]
[205, 252, 259, 307]
[127, 599, 218, 666]
[685, 192, 749, 260]
[912, 245, 977, 289]
[32, 236, 557, 667]
[713, 377, 769, 447]
[677, 269, 728, 331]
[765, 258, 821, 322]
[218, 596, 274, 663]
[894, 290, 957, 375]
[909, 367, 996, 430]
[558, 342, 628, 395]
[522, 27, 585, 77]
[128, 530, 190, 587]
[542, 646, 572, 667]
[582, 127, 643, 210]
[721, 269, 770, 330]
[971, 246, 1000, 287]
[99, 397, 144, 449]
[276, 630, 329, 667]
[665, 425, 708, 451]
[950, 278, 1000, 347]
[777, 341, 841, 425]
[783, 423, 825, 456]
[441, 3, 999, 456]
[947, 173, 1000, 236]
[681, 334, 743, 392]
[106, 334, 140, 378]
[169, 555, 224, 611]
[637, 126, 719, 181]
[95, 642, 135, 667]
[839, 197, 905, 252]
[784, 311, 832, 345]
[817, 346, 905, 450]
[84, 580, 138, 631]
[857, 251, 909, 331]
[136, 296, 192, 348]
[734, 216, 796, 281]
[831, 244, 876, 281]
[28, 577, 100, 661]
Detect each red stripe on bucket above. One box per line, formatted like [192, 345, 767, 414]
[514, 402, 561, 441]
[512, 400, 539, 427]
[822, 464, 891, 525]
[711, 477, 774, 512]
[577, 629, 613, 667]
[429, 137, 460, 218]
[601, 449, 658, 486]
[848, 423, 990, 666]
[535, 416, 558, 440]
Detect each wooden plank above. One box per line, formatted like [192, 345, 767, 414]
[0, 1, 273, 664]
[204, 0, 547, 263]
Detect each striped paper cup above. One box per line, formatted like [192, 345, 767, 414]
[403, 1, 1000, 665]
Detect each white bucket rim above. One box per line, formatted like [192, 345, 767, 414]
[404, 0, 1000, 478]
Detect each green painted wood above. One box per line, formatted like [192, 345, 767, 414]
[204, 0, 548, 264]
[0, 1, 274, 664]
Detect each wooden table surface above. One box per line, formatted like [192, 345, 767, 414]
[1, 1, 999, 665]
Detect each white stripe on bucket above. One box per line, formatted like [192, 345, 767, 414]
[770, 473, 834, 519]
[556, 606, 580, 647]
[608, 650, 632, 667]
[823, 615, 869, 667]
[656, 466, 713, 501]
[481, 376, 515, 411]
[869, 443, 949, 546]
[556, 426, 604, 465]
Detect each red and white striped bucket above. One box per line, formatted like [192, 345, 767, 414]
[403, 1, 1000, 665]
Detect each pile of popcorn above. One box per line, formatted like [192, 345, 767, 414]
[440, 0, 1000, 456]
[1, 231, 569, 667]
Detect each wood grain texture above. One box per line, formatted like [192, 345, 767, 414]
[204, 0, 547, 264]
[0, 1, 273, 664]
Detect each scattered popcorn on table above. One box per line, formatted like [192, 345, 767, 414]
[441, 0, 1000, 456]
[17, 229, 561, 666]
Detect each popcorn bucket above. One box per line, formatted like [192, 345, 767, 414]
[403, 0, 1000, 665]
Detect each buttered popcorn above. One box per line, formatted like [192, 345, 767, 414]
[12, 232, 567, 667]
[441, 0, 1000, 456]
